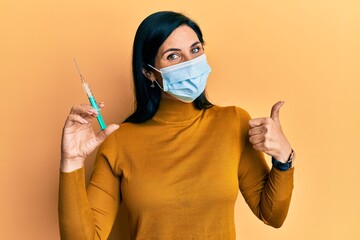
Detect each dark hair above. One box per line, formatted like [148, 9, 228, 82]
[125, 11, 213, 123]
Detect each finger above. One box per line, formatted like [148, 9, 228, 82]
[98, 102, 105, 110]
[248, 126, 266, 136]
[252, 142, 263, 152]
[66, 114, 89, 125]
[249, 134, 265, 145]
[252, 142, 270, 154]
[95, 124, 120, 144]
[249, 118, 269, 128]
[70, 105, 98, 116]
[270, 101, 284, 121]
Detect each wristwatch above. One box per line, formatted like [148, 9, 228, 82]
[272, 149, 295, 171]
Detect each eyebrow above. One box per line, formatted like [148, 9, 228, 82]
[161, 41, 202, 57]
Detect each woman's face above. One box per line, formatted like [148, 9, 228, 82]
[145, 25, 204, 88]
[155, 25, 204, 69]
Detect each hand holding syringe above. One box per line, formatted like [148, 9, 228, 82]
[60, 59, 119, 172]
[73, 58, 107, 130]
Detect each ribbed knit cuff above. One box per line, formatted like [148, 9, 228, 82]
[60, 159, 84, 173]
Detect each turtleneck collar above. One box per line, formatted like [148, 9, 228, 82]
[152, 98, 203, 124]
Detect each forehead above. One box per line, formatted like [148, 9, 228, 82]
[158, 25, 200, 52]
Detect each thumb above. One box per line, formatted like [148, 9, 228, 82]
[270, 101, 285, 121]
[95, 124, 120, 144]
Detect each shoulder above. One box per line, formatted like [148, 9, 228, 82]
[205, 105, 252, 123]
[97, 128, 119, 155]
[96, 123, 136, 171]
[99, 122, 137, 148]
[202, 105, 252, 137]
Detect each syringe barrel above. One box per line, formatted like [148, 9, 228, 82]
[88, 96, 106, 130]
[82, 83, 93, 98]
[82, 82, 106, 130]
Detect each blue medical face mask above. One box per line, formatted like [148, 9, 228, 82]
[148, 54, 211, 103]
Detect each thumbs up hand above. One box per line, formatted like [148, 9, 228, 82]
[248, 101, 292, 163]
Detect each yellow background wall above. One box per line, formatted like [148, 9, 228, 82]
[1, 0, 359, 239]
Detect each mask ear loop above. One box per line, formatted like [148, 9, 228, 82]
[147, 64, 161, 73]
[147, 64, 164, 91]
[153, 79, 164, 90]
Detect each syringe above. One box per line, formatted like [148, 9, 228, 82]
[73, 58, 107, 130]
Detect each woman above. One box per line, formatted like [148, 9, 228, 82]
[59, 11, 295, 239]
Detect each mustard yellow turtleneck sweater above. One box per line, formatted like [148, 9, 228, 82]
[59, 98, 294, 240]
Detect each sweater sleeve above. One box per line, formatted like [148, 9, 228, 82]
[58, 133, 121, 239]
[236, 107, 294, 228]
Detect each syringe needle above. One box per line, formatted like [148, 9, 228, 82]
[73, 58, 86, 84]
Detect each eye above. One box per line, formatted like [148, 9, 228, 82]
[191, 46, 202, 54]
[167, 53, 179, 60]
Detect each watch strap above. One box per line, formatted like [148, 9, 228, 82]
[272, 149, 295, 171]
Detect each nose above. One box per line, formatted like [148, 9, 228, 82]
[182, 52, 193, 62]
